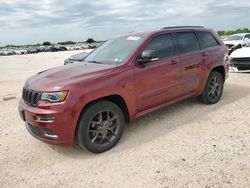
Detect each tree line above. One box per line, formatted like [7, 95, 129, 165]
[217, 28, 250, 36]
[42, 38, 96, 46]
[1, 38, 97, 48]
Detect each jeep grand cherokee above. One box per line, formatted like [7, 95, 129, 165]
[18, 26, 229, 153]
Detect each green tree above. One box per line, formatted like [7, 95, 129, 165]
[5, 44, 16, 48]
[58, 41, 76, 45]
[86, 38, 95, 43]
[42, 41, 51, 46]
[218, 28, 250, 36]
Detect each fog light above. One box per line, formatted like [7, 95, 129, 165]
[35, 116, 55, 123]
[42, 128, 58, 138]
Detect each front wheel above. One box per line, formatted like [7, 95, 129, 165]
[198, 71, 224, 104]
[76, 100, 125, 153]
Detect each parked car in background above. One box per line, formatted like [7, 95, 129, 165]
[37, 46, 45, 52]
[223, 33, 250, 54]
[88, 44, 97, 49]
[27, 48, 39, 54]
[44, 46, 58, 52]
[64, 52, 89, 65]
[14, 49, 28, 55]
[19, 26, 229, 153]
[55, 45, 67, 51]
[88, 42, 103, 49]
[82, 44, 89, 49]
[0, 42, 103, 56]
[2, 50, 15, 56]
[229, 43, 250, 70]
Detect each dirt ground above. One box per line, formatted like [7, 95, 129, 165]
[0, 51, 249, 188]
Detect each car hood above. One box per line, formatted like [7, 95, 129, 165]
[230, 47, 250, 58]
[224, 40, 244, 45]
[25, 62, 117, 91]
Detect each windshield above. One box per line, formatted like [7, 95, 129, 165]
[85, 36, 144, 65]
[225, 35, 243, 41]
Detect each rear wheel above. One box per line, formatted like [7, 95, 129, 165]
[198, 71, 224, 104]
[77, 100, 125, 153]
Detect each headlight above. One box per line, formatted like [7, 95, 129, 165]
[41, 91, 68, 103]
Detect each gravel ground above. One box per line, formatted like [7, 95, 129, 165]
[0, 51, 250, 188]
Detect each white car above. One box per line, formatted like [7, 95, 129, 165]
[2, 50, 14, 56]
[223, 33, 250, 54]
[14, 49, 27, 55]
[229, 43, 250, 70]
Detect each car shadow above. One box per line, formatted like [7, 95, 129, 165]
[49, 82, 250, 159]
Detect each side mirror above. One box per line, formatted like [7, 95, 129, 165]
[136, 50, 159, 65]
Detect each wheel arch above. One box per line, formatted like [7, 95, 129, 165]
[74, 94, 130, 138]
[197, 65, 226, 95]
[211, 65, 225, 82]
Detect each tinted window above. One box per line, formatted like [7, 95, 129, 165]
[174, 32, 200, 54]
[225, 35, 243, 41]
[143, 34, 174, 60]
[197, 31, 219, 49]
[245, 34, 250, 40]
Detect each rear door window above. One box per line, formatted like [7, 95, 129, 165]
[174, 32, 200, 54]
[196, 31, 219, 49]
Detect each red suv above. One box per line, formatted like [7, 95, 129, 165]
[18, 26, 229, 153]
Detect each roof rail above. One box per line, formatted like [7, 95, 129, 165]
[162, 26, 205, 29]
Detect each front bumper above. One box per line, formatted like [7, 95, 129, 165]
[230, 58, 250, 70]
[225, 44, 242, 55]
[18, 99, 80, 146]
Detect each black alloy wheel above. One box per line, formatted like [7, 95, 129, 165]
[198, 71, 224, 104]
[88, 110, 120, 147]
[77, 100, 125, 153]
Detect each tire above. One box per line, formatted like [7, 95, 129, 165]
[76, 100, 125, 153]
[235, 44, 242, 49]
[198, 71, 224, 104]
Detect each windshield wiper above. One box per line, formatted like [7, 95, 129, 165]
[86, 60, 103, 64]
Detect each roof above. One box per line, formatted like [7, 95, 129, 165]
[119, 26, 208, 38]
[162, 26, 205, 29]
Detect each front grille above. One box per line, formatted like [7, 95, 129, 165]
[231, 57, 250, 62]
[22, 88, 41, 107]
[230, 58, 250, 65]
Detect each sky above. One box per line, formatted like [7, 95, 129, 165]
[0, 0, 250, 46]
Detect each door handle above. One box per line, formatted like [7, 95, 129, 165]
[202, 52, 209, 57]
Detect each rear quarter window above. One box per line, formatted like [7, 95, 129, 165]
[174, 32, 200, 54]
[196, 31, 220, 49]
